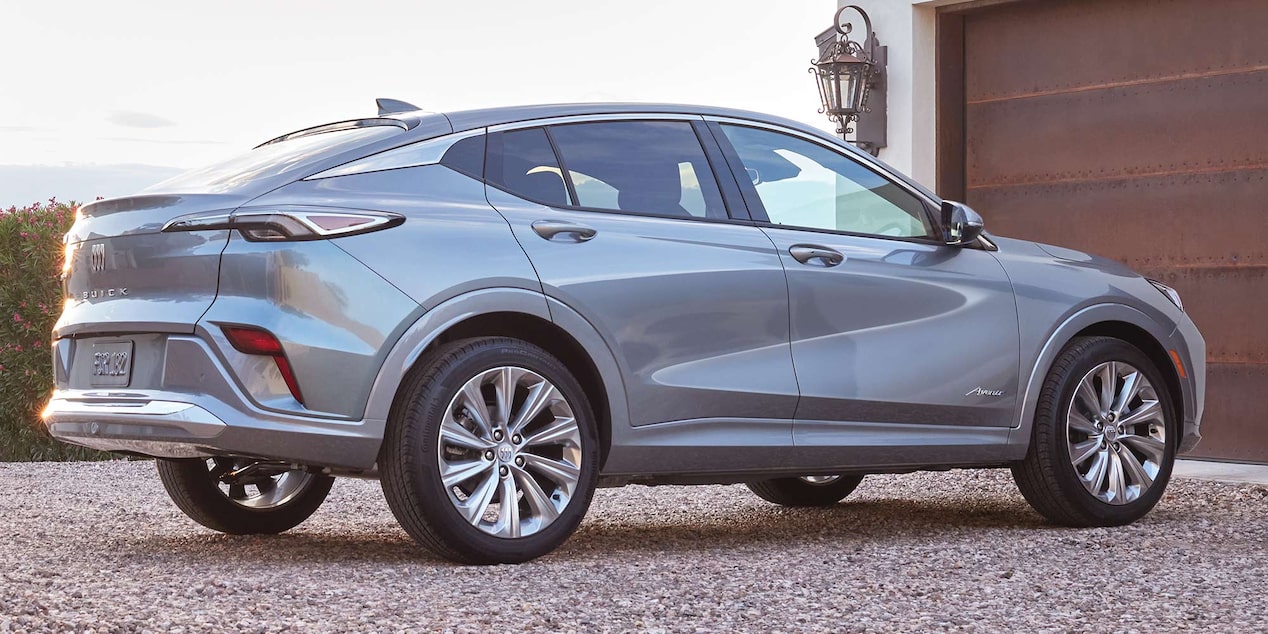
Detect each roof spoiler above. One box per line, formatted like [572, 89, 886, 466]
[376, 98, 422, 116]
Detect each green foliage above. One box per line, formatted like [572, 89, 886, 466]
[0, 199, 108, 460]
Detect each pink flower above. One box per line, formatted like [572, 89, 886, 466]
[12, 312, 22, 323]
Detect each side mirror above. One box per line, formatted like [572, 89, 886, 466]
[942, 201, 985, 246]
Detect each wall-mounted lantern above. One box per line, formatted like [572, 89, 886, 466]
[811, 5, 887, 155]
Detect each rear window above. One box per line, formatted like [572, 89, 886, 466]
[148, 125, 402, 194]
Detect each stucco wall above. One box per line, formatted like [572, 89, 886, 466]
[835, 1, 969, 194]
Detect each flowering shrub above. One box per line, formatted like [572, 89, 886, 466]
[0, 199, 105, 460]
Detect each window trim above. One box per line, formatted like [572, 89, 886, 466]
[484, 115, 755, 225]
[704, 116, 948, 245]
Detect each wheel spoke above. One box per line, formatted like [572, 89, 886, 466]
[1068, 410, 1099, 435]
[525, 416, 579, 448]
[1116, 444, 1154, 492]
[1076, 377, 1101, 417]
[509, 381, 559, 436]
[514, 468, 560, 525]
[493, 475, 521, 538]
[1070, 437, 1103, 466]
[1119, 399, 1162, 428]
[458, 381, 494, 437]
[457, 471, 499, 525]
[1097, 362, 1117, 413]
[440, 418, 495, 451]
[1106, 449, 1128, 502]
[494, 367, 524, 427]
[441, 459, 492, 488]
[1121, 433, 1165, 464]
[522, 454, 580, 488]
[1112, 371, 1143, 415]
[1082, 449, 1110, 494]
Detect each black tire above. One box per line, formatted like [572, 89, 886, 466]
[156, 458, 334, 535]
[747, 475, 865, 507]
[380, 337, 600, 564]
[1011, 336, 1177, 527]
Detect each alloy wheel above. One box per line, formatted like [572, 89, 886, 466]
[1066, 361, 1168, 505]
[206, 457, 315, 510]
[437, 366, 583, 538]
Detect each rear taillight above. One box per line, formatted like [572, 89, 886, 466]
[162, 207, 403, 242]
[222, 326, 304, 404]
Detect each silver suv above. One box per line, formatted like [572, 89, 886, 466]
[46, 101, 1205, 563]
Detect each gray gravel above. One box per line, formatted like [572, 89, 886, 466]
[1, 461, 1265, 633]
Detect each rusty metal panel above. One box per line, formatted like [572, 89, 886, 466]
[968, 169, 1268, 270]
[965, 70, 1268, 187]
[959, 0, 1268, 462]
[1187, 364, 1268, 462]
[964, 0, 1268, 104]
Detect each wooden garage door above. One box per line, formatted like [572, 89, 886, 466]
[939, 0, 1268, 462]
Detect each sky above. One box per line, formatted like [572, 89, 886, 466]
[0, 0, 837, 207]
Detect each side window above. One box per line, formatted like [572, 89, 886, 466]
[548, 121, 727, 219]
[486, 127, 571, 207]
[439, 134, 485, 179]
[718, 124, 932, 238]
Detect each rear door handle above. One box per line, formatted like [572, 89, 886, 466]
[789, 245, 845, 267]
[532, 221, 597, 242]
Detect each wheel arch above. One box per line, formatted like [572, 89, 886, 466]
[362, 288, 626, 470]
[1007, 303, 1183, 457]
[1073, 321, 1184, 431]
[424, 311, 613, 466]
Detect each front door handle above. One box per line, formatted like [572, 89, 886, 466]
[789, 245, 845, 267]
[532, 220, 597, 242]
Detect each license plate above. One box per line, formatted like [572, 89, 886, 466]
[89, 341, 133, 387]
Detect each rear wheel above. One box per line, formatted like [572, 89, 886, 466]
[380, 337, 599, 564]
[157, 457, 333, 534]
[1012, 336, 1176, 527]
[747, 474, 865, 507]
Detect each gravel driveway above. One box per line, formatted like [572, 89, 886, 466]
[1, 461, 1265, 633]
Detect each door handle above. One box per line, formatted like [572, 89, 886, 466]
[532, 220, 597, 242]
[789, 245, 845, 267]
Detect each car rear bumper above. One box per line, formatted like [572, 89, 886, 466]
[45, 334, 384, 471]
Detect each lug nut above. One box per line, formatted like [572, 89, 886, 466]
[493, 430, 504, 441]
[484, 450, 494, 461]
[515, 456, 525, 467]
[512, 434, 522, 444]
[498, 465, 509, 477]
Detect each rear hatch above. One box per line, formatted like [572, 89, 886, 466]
[55, 193, 242, 337]
[54, 120, 414, 338]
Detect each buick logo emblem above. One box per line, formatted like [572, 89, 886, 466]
[90, 243, 107, 273]
[497, 445, 514, 462]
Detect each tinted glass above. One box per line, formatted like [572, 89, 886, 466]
[150, 126, 401, 194]
[719, 125, 932, 238]
[439, 134, 485, 178]
[548, 121, 727, 219]
[486, 127, 571, 207]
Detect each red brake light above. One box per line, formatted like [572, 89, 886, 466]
[221, 326, 304, 404]
[222, 326, 284, 356]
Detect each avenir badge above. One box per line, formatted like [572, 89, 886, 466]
[965, 386, 1006, 397]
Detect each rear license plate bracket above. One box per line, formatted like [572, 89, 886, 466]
[89, 341, 133, 387]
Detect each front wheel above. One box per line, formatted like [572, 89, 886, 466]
[747, 474, 865, 507]
[157, 457, 334, 534]
[1011, 336, 1177, 527]
[380, 337, 599, 564]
